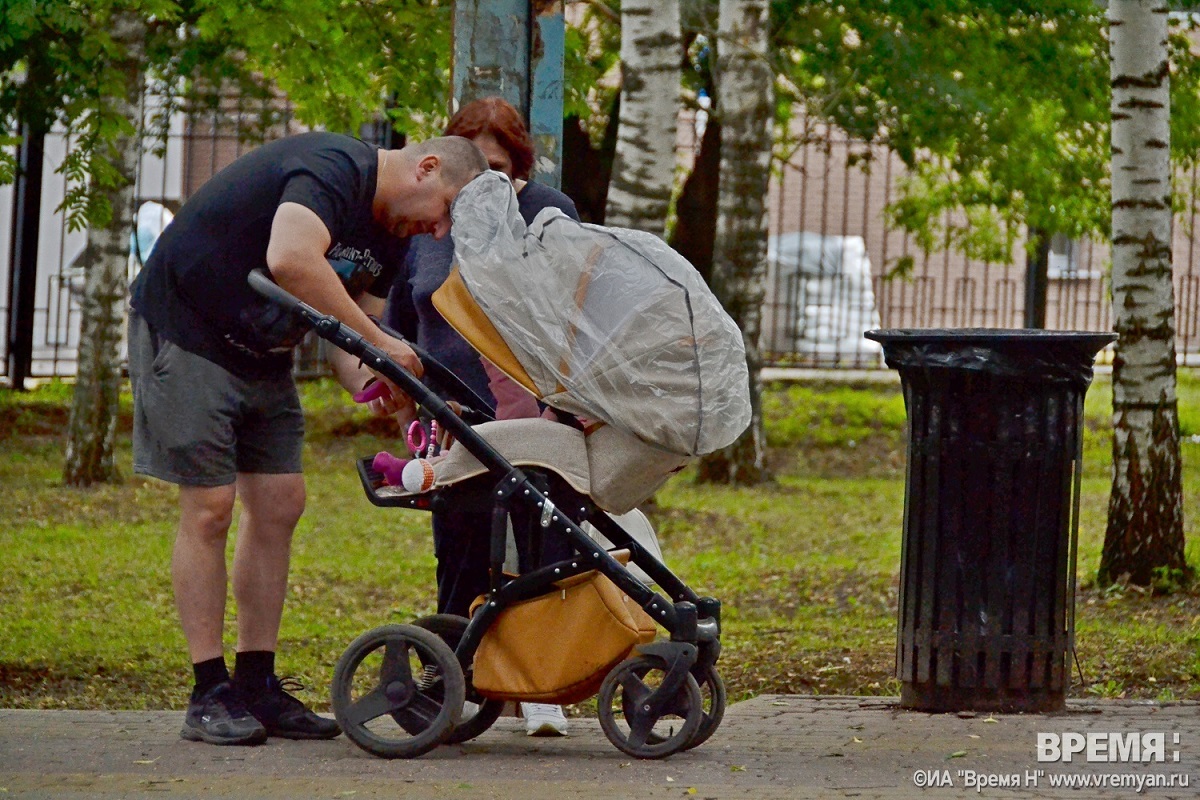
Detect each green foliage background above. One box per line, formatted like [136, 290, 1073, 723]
[770, 0, 1200, 266]
[8, 0, 1200, 263]
[1, 0, 458, 229]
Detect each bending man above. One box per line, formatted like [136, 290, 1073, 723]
[128, 132, 487, 746]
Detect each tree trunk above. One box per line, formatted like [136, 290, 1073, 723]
[697, 0, 771, 485]
[1100, 1, 1188, 587]
[64, 12, 145, 486]
[670, 114, 720, 286]
[1023, 227, 1050, 329]
[603, 0, 681, 236]
[561, 101, 620, 224]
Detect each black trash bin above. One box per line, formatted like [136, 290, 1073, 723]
[864, 329, 1115, 712]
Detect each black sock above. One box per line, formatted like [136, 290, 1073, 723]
[192, 657, 229, 697]
[233, 650, 276, 695]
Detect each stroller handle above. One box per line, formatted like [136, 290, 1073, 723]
[247, 269, 495, 428]
[371, 317, 496, 420]
[247, 268, 304, 315]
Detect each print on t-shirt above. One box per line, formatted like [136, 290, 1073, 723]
[327, 240, 385, 295]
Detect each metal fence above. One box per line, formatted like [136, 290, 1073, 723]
[5, 107, 1200, 385]
[760, 116, 1200, 368]
[0, 91, 337, 383]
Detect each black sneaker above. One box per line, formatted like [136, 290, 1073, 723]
[180, 681, 268, 745]
[242, 676, 341, 740]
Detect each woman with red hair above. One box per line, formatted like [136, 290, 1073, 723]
[385, 97, 578, 737]
[442, 96, 537, 183]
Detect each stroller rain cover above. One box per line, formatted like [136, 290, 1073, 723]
[449, 171, 752, 457]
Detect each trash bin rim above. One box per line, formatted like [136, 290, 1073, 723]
[864, 328, 1117, 347]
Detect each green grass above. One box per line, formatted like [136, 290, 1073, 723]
[762, 382, 909, 448]
[1, 371, 1198, 712]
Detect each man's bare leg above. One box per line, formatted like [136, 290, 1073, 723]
[231, 472, 305, 654]
[173, 484, 237, 663]
[227, 472, 337, 740]
[174, 483, 268, 745]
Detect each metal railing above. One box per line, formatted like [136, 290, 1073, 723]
[759, 116, 1199, 368]
[0, 90, 332, 382]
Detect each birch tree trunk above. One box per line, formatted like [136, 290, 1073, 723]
[604, 0, 681, 236]
[1100, 1, 1187, 586]
[64, 11, 145, 486]
[697, 0, 771, 484]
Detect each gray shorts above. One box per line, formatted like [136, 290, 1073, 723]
[127, 310, 304, 486]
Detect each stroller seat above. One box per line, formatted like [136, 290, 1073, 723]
[376, 417, 689, 515]
[377, 417, 591, 498]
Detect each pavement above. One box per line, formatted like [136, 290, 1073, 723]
[1, 696, 1197, 799]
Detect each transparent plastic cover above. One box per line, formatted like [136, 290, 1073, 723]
[450, 171, 751, 456]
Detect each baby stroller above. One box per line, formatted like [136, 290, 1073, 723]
[247, 172, 751, 760]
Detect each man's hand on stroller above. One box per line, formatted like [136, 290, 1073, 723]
[361, 333, 422, 425]
[377, 335, 423, 380]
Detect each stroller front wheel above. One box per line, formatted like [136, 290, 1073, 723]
[597, 654, 703, 759]
[331, 624, 465, 759]
[616, 662, 726, 752]
[681, 664, 726, 751]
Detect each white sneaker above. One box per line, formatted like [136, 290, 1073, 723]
[521, 703, 568, 737]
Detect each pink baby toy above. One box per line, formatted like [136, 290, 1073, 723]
[371, 451, 409, 486]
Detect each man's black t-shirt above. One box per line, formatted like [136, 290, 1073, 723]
[130, 131, 403, 379]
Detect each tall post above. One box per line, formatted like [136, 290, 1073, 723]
[453, 0, 564, 189]
[6, 122, 46, 390]
[529, 3, 565, 189]
[1024, 227, 1050, 329]
[453, 0, 529, 115]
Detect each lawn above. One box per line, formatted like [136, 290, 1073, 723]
[1, 372, 1198, 712]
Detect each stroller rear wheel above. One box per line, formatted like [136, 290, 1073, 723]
[597, 654, 703, 759]
[409, 614, 505, 744]
[331, 624, 465, 758]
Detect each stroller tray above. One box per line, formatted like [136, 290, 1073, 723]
[356, 455, 499, 511]
[355, 457, 436, 509]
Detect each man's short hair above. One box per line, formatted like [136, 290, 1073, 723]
[410, 135, 488, 188]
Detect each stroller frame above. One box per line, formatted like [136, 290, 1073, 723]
[250, 270, 724, 759]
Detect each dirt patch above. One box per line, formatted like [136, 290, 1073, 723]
[0, 405, 70, 438]
[0, 405, 133, 440]
[0, 661, 180, 710]
[768, 438, 906, 479]
[323, 414, 404, 439]
[722, 639, 898, 697]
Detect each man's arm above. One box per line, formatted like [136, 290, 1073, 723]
[265, 201, 424, 398]
[326, 293, 417, 423]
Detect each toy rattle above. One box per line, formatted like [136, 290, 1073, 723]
[407, 419, 440, 458]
